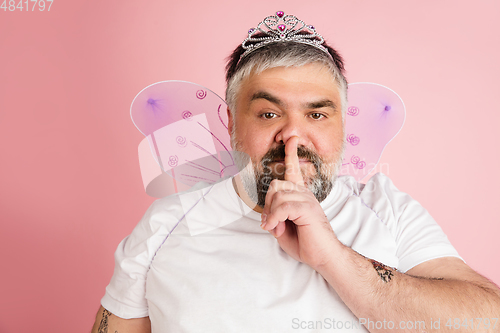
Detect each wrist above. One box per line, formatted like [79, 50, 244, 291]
[312, 236, 346, 275]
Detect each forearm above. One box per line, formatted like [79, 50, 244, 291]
[316, 242, 500, 332]
[91, 306, 151, 333]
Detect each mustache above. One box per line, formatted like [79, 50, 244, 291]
[259, 145, 322, 169]
[253, 144, 333, 207]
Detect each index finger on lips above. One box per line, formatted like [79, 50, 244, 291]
[285, 136, 305, 186]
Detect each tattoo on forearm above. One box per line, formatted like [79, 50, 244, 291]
[98, 309, 111, 333]
[369, 259, 394, 283]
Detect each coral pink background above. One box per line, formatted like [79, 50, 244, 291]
[1, 1, 499, 331]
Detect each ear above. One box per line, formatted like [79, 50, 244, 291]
[227, 106, 234, 137]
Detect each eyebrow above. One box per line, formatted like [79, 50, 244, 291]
[304, 99, 338, 111]
[250, 91, 284, 107]
[250, 91, 338, 112]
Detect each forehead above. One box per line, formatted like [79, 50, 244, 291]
[237, 63, 340, 106]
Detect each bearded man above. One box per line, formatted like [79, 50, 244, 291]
[92, 12, 500, 333]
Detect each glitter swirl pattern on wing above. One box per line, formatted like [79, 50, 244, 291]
[168, 155, 178, 167]
[196, 90, 207, 99]
[182, 110, 193, 120]
[347, 106, 359, 116]
[176, 136, 187, 147]
[347, 134, 360, 146]
[350, 155, 366, 169]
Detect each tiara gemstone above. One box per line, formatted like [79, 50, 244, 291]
[248, 28, 255, 34]
[277, 24, 286, 32]
[276, 11, 284, 18]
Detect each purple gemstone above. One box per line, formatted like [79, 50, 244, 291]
[248, 28, 255, 34]
[276, 11, 284, 18]
[308, 25, 315, 30]
[278, 24, 286, 32]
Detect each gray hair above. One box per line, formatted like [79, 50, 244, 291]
[225, 41, 348, 121]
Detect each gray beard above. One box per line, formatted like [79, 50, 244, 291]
[233, 144, 344, 208]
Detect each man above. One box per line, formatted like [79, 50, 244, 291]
[92, 12, 500, 332]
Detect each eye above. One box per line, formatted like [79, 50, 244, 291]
[310, 113, 325, 120]
[261, 112, 277, 119]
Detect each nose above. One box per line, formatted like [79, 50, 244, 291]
[275, 114, 310, 147]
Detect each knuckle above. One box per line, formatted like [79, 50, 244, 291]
[284, 181, 295, 192]
[281, 201, 291, 210]
[274, 191, 285, 201]
[269, 179, 280, 190]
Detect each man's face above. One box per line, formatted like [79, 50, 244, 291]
[228, 62, 345, 206]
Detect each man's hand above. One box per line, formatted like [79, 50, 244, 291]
[260, 136, 340, 270]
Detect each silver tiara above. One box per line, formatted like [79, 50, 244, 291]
[241, 11, 331, 59]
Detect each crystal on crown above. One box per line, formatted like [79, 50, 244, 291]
[241, 11, 330, 59]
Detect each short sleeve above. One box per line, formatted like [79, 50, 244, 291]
[101, 196, 185, 319]
[360, 173, 462, 273]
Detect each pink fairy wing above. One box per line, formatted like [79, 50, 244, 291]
[131, 81, 238, 198]
[340, 83, 406, 181]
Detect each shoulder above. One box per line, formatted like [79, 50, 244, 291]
[339, 172, 402, 200]
[134, 180, 217, 234]
[133, 177, 241, 238]
[129, 194, 184, 240]
[332, 173, 461, 272]
[336, 172, 413, 223]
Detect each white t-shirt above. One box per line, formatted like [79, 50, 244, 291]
[101, 173, 461, 332]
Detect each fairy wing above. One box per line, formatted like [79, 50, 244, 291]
[131, 81, 238, 198]
[340, 83, 406, 181]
